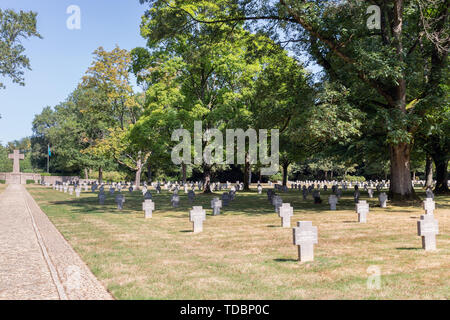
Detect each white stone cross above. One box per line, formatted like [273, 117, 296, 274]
[143, 199, 155, 219]
[417, 214, 439, 250]
[98, 192, 106, 205]
[356, 200, 369, 223]
[75, 188, 81, 198]
[423, 198, 435, 215]
[8, 149, 24, 173]
[278, 203, 293, 227]
[116, 194, 125, 210]
[273, 195, 283, 213]
[190, 206, 206, 233]
[293, 221, 318, 262]
[328, 195, 338, 210]
[379, 192, 388, 208]
[171, 194, 180, 207]
[211, 198, 222, 216]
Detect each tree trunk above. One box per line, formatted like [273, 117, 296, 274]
[282, 162, 289, 186]
[84, 168, 88, 180]
[98, 167, 103, 184]
[425, 155, 433, 188]
[203, 163, 212, 193]
[433, 156, 449, 194]
[243, 153, 250, 190]
[182, 162, 187, 184]
[147, 162, 152, 184]
[134, 152, 142, 188]
[388, 143, 416, 200]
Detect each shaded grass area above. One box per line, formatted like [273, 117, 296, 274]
[27, 185, 450, 300]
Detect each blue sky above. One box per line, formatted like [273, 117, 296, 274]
[0, 0, 148, 144]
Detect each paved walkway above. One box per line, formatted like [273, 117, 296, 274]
[0, 184, 112, 300]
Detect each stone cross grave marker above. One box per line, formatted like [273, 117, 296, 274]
[426, 188, 434, 200]
[257, 184, 262, 194]
[417, 214, 439, 251]
[379, 192, 388, 208]
[293, 221, 318, 262]
[423, 198, 435, 215]
[171, 194, 180, 208]
[188, 190, 195, 203]
[143, 199, 155, 219]
[278, 203, 293, 227]
[116, 194, 125, 210]
[68, 186, 74, 195]
[302, 187, 308, 200]
[356, 200, 369, 223]
[222, 192, 230, 206]
[272, 195, 283, 213]
[312, 190, 321, 204]
[142, 186, 147, 196]
[368, 188, 374, 198]
[8, 150, 24, 173]
[328, 195, 338, 210]
[211, 198, 222, 216]
[63, 185, 68, 193]
[190, 206, 206, 233]
[75, 187, 81, 198]
[354, 190, 360, 203]
[144, 191, 152, 200]
[98, 191, 106, 205]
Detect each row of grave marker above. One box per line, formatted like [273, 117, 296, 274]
[47, 182, 439, 261]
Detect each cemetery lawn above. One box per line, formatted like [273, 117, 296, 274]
[0, 184, 6, 194]
[27, 185, 450, 300]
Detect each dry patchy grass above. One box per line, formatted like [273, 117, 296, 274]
[27, 185, 450, 300]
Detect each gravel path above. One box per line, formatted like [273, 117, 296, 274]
[0, 184, 113, 300]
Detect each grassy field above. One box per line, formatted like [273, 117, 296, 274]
[0, 184, 6, 194]
[27, 185, 449, 300]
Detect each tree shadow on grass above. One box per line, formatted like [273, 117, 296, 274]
[274, 258, 298, 263]
[396, 247, 421, 250]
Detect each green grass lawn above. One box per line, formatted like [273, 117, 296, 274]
[27, 185, 450, 300]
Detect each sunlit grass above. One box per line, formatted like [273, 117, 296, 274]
[27, 185, 450, 300]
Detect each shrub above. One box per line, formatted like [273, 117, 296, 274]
[0, 180, 5, 184]
[90, 171, 127, 182]
[26, 179, 36, 184]
[341, 175, 366, 182]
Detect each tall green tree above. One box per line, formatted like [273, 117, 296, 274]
[140, 0, 448, 199]
[0, 9, 41, 89]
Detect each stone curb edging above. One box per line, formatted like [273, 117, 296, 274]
[23, 186, 113, 300]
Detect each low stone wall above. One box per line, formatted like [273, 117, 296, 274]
[41, 176, 82, 185]
[0, 173, 41, 184]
